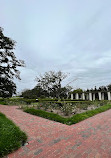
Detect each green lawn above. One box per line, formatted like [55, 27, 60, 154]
[0, 112, 27, 158]
[24, 103, 111, 125]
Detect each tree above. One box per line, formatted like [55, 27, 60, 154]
[107, 84, 111, 91]
[72, 88, 83, 94]
[0, 27, 25, 97]
[21, 86, 48, 99]
[59, 86, 72, 99]
[35, 71, 69, 98]
[98, 86, 107, 92]
[21, 89, 31, 99]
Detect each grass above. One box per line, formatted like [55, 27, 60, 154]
[0, 112, 27, 158]
[24, 103, 111, 125]
[24, 108, 68, 124]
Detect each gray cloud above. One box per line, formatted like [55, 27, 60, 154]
[1, 0, 111, 92]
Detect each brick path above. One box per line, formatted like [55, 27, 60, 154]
[1, 105, 111, 158]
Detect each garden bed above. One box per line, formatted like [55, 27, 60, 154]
[22, 100, 109, 118]
[23, 102, 111, 125]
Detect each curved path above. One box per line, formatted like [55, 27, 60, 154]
[1, 105, 111, 158]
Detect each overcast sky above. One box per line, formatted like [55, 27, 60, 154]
[1, 0, 111, 93]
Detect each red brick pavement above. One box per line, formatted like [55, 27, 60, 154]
[1, 105, 111, 158]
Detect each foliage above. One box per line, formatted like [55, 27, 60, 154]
[72, 88, 83, 94]
[68, 103, 111, 125]
[107, 84, 111, 91]
[98, 86, 107, 92]
[86, 85, 109, 93]
[0, 27, 25, 97]
[24, 108, 68, 124]
[0, 112, 27, 157]
[60, 102, 74, 116]
[21, 86, 48, 99]
[75, 103, 89, 110]
[21, 71, 72, 99]
[38, 98, 58, 101]
[24, 103, 111, 125]
[0, 98, 37, 105]
[35, 71, 71, 99]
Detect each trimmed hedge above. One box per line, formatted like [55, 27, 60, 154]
[0, 98, 37, 105]
[0, 112, 27, 157]
[68, 104, 111, 124]
[24, 104, 111, 125]
[0, 97, 93, 106]
[24, 108, 68, 124]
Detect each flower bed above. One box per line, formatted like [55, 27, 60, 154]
[24, 103, 111, 125]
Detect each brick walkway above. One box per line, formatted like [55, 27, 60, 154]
[1, 105, 111, 158]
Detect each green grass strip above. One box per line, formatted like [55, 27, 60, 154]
[24, 104, 111, 125]
[0, 112, 27, 158]
[24, 108, 68, 124]
[68, 104, 111, 125]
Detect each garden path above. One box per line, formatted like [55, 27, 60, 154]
[0, 105, 111, 158]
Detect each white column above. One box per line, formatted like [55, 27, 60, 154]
[93, 93, 95, 101]
[71, 93, 73, 100]
[76, 93, 79, 100]
[67, 92, 68, 99]
[82, 93, 85, 100]
[101, 93, 104, 100]
[107, 92, 111, 100]
[86, 93, 89, 100]
[98, 92, 102, 100]
[89, 93, 92, 101]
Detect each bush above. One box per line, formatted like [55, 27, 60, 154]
[38, 98, 58, 101]
[0, 98, 37, 105]
[61, 103, 73, 116]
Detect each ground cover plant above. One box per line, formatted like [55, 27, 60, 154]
[0, 112, 27, 158]
[24, 102, 111, 125]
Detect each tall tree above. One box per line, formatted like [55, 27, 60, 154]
[0, 27, 25, 97]
[35, 71, 69, 98]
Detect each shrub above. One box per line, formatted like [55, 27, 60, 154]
[61, 103, 73, 116]
[0, 98, 37, 106]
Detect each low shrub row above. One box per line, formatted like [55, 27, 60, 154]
[38, 98, 58, 101]
[0, 97, 93, 106]
[68, 103, 111, 124]
[24, 103, 111, 125]
[0, 98, 37, 105]
[24, 108, 68, 124]
[0, 112, 27, 157]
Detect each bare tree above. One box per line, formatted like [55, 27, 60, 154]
[35, 71, 68, 98]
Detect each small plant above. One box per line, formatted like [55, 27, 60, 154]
[61, 102, 73, 116]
